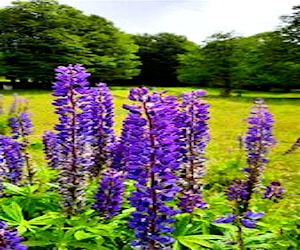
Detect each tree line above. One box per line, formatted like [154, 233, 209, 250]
[0, 0, 299, 94]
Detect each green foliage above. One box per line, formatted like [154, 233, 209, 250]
[178, 32, 241, 96]
[132, 32, 197, 86]
[0, 0, 140, 87]
[177, 4, 300, 94]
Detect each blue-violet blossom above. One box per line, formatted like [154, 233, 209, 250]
[125, 88, 183, 249]
[178, 90, 209, 213]
[52, 64, 94, 216]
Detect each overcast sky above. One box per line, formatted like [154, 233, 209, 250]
[0, 0, 298, 43]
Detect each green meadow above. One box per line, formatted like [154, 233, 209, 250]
[1, 86, 299, 224]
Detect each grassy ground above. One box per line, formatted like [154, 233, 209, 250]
[1, 87, 299, 217]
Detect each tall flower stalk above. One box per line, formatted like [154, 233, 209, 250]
[52, 64, 93, 216]
[178, 90, 209, 213]
[88, 83, 115, 177]
[0, 135, 24, 193]
[42, 131, 59, 169]
[125, 88, 182, 249]
[8, 99, 34, 184]
[214, 99, 278, 250]
[93, 169, 124, 218]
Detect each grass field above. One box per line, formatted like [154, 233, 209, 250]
[1, 86, 299, 221]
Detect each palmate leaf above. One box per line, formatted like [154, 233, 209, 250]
[27, 212, 63, 226]
[173, 213, 192, 236]
[0, 202, 61, 234]
[1, 202, 24, 223]
[176, 235, 226, 249]
[74, 230, 97, 241]
[244, 233, 276, 244]
[2, 183, 25, 196]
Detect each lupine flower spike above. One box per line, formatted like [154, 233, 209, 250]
[214, 99, 277, 250]
[7, 99, 34, 184]
[178, 90, 209, 213]
[42, 131, 59, 169]
[93, 169, 124, 218]
[52, 64, 94, 216]
[88, 83, 115, 177]
[0, 135, 24, 194]
[125, 88, 183, 249]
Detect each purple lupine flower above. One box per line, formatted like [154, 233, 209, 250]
[7, 99, 34, 184]
[52, 64, 94, 216]
[8, 112, 33, 140]
[214, 211, 263, 229]
[243, 98, 275, 210]
[226, 180, 249, 202]
[0, 221, 28, 250]
[110, 122, 130, 172]
[93, 169, 124, 218]
[178, 90, 209, 213]
[263, 181, 284, 201]
[87, 83, 115, 177]
[241, 211, 264, 228]
[214, 99, 275, 239]
[42, 131, 59, 169]
[245, 98, 275, 169]
[178, 192, 207, 213]
[0, 135, 24, 186]
[125, 88, 183, 249]
[214, 214, 236, 223]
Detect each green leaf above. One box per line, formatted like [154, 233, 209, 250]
[245, 233, 275, 244]
[172, 241, 182, 250]
[1, 202, 24, 223]
[212, 222, 236, 231]
[22, 240, 53, 247]
[178, 239, 202, 250]
[17, 225, 27, 235]
[74, 230, 94, 241]
[246, 243, 273, 249]
[2, 183, 25, 195]
[28, 213, 62, 226]
[177, 235, 215, 249]
[174, 213, 192, 236]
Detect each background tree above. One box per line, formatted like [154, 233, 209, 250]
[131, 33, 196, 86]
[177, 32, 240, 96]
[0, 0, 140, 87]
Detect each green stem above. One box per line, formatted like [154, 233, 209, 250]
[236, 218, 245, 250]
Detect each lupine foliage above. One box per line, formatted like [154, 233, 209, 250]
[0, 64, 295, 250]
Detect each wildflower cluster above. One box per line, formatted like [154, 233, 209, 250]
[88, 83, 115, 177]
[0, 64, 286, 250]
[124, 88, 183, 248]
[51, 64, 94, 216]
[178, 90, 209, 213]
